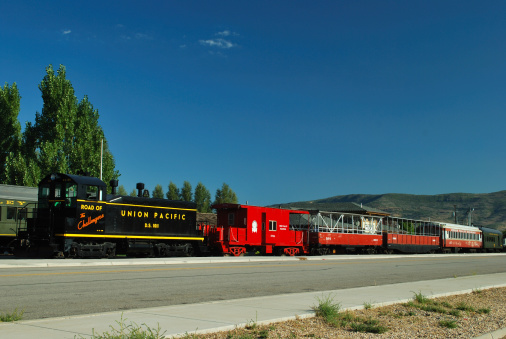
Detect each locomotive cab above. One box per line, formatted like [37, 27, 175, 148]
[19, 173, 107, 257]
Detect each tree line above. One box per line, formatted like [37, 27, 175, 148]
[1, 64, 239, 212]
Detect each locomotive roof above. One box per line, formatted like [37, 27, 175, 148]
[39, 173, 106, 187]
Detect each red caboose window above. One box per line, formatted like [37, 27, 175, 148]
[228, 213, 235, 226]
[269, 220, 277, 231]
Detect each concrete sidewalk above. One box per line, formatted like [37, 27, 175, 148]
[1, 272, 506, 339]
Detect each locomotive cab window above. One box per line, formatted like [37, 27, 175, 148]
[228, 213, 235, 226]
[65, 184, 78, 207]
[86, 185, 100, 200]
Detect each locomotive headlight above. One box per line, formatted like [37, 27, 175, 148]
[50, 173, 56, 181]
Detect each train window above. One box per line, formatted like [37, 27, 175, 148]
[86, 185, 99, 200]
[7, 207, 16, 220]
[55, 183, 63, 198]
[65, 184, 78, 207]
[269, 220, 277, 231]
[39, 184, 50, 199]
[0, 207, 2, 220]
[228, 213, 235, 226]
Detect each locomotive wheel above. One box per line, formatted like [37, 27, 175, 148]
[106, 247, 116, 259]
[185, 244, 194, 257]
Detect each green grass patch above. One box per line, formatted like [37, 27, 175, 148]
[413, 291, 430, 304]
[312, 294, 341, 322]
[313, 295, 388, 334]
[439, 319, 458, 329]
[350, 318, 388, 334]
[363, 301, 374, 310]
[455, 302, 475, 312]
[449, 309, 461, 317]
[418, 304, 448, 314]
[477, 308, 491, 314]
[0, 308, 24, 322]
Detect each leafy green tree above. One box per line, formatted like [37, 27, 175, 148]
[181, 181, 193, 202]
[0, 83, 22, 184]
[129, 189, 137, 197]
[9, 64, 119, 188]
[166, 181, 180, 200]
[214, 183, 238, 205]
[117, 185, 128, 196]
[194, 182, 212, 213]
[152, 184, 164, 199]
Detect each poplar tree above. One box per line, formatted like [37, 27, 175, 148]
[181, 181, 193, 202]
[117, 185, 128, 196]
[166, 181, 180, 200]
[0, 83, 22, 183]
[12, 64, 119, 187]
[152, 184, 164, 199]
[214, 183, 238, 205]
[194, 182, 212, 213]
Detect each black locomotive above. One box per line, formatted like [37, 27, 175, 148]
[15, 173, 202, 258]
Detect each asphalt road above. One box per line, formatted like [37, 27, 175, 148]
[1, 254, 505, 320]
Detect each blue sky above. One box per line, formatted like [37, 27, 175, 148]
[1, 1, 505, 206]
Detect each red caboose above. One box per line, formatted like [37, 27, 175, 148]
[211, 204, 310, 256]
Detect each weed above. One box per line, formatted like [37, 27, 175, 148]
[363, 301, 374, 310]
[245, 311, 258, 330]
[89, 314, 165, 339]
[419, 304, 448, 314]
[413, 291, 430, 304]
[350, 319, 388, 334]
[449, 309, 461, 317]
[312, 294, 341, 321]
[257, 329, 270, 338]
[440, 301, 452, 308]
[473, 288, 483, 294]
[477, 308, 491, 314]
[455, 302, 475, 312]
[439, 319, 458, 329]
[0, 308, 24, 322]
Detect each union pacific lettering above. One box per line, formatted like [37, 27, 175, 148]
[121, 210, 149, 218]
[120, 210, 186, 220]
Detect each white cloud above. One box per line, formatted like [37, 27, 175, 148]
[217, 30, 230, 37]
[216, 30, 238, 37]
[135, 33, 152, 40]
[62, 29, 72, 35]
[199, 38, 235, 49]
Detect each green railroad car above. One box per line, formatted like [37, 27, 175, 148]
[0, 184, 38, 253]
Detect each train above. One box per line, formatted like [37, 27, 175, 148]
[0, 184, 37, 253]
[6, 172, 505, 258]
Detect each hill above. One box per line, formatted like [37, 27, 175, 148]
[275, 191, 506, 231]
